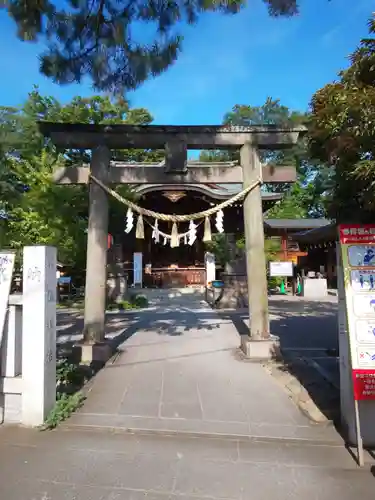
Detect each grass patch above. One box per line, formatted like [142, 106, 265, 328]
[42, 358, 95, 430]
[42, 392, 85, 430]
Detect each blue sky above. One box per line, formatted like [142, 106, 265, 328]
[0, 0, 372, 124]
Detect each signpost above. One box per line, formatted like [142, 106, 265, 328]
[22, 246, 57, 426]
[270, 261, 293, 295]
[269, 261, 293, 277]
[338, 224, 375, 465]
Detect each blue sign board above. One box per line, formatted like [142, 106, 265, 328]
[58, 276, 72, 284]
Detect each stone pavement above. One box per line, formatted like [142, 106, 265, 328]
[0, 426, 374, 500]
[2, 291, 375, 500]
[64, 290, 339, 443]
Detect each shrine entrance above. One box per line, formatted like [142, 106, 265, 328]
[125, 188, 213, 288]
[40, 122, 305, 360]
[118, 181, 282, 288]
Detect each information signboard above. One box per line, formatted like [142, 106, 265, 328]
[269, 261, 293, 277]
[339, 225, 375, 398]
[338, 224, 375, 462]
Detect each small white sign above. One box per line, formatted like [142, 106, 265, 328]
[269, 261, 293, 277]
[0, 252, 15, 342]
[133, 252, 143, 286]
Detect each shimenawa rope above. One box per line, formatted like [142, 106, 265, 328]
[90, 174, 261, 222]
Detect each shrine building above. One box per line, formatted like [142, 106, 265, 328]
[108, 181, 330, 288]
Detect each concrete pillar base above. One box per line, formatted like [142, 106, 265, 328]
[241, 335, 280, 360]
[78, 342, 113, 364]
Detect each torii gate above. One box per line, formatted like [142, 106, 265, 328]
[39, 123, 306, 360]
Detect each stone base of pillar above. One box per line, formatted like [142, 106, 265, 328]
[78, 342, 113, 364]
[241, 335, 280, 360]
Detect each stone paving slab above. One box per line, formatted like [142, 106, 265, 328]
[0, 427, 374, 500]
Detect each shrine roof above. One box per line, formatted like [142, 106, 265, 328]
[293, 222, 337, 244]
[264, 218, 331, 231]
[132, 183, 283, 201]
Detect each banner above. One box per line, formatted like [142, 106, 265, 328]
[133, 252, 143, 287]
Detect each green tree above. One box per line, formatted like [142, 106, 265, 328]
[200, 98, 329, 218]
[0, 87, 163, 163]
[5, 151, 89, 272]
[309, 14, 375, 222]
[4, 0, 302, 93]
[0, 89, 162, 278]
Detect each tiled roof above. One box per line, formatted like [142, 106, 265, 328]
[133, 183, 283, 201]
[264, 218, 331, 230]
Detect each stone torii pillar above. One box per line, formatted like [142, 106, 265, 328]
[240, 143, 272, 358]
[82, 145, 111, 361]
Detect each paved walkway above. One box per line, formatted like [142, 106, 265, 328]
[65, 289, 339, 443]
[2, 291, 375, 500]
[1, 426, 374, 500]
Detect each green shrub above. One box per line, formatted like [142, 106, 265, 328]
[56, 358, 87, 392]
[130, 294, 148, 308]
[268, 276, 283, 289]
[107, 294, 148, 310]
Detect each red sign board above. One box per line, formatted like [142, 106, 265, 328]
[339, 224, 375, 244]
[352, 369, 375, 400]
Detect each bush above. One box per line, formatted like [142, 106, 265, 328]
[268, 276, 283, 289]
[107, 294, 149, 311]
[130, 293, 148, 308]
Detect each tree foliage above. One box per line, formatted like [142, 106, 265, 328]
[0, 88, 161, 278]
[3, 0, 302, 93]
[5, 151, 89, 272]
[309, 14, 375, 222]
[200, 98, 329, 219]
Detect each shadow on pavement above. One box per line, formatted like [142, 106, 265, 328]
[57, 294, 342, 433]
[224, 297, 341, 429]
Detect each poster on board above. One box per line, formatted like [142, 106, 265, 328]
[350, 270, 375, 291]
[355, 319, 375, 344]
[0, 251, 16, 343]
[338, 224, 375, 462]
[348, 246, 375, 267]
[339, 224, 375, 400]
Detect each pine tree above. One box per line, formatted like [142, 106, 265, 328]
[3, 0, 300, 93]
